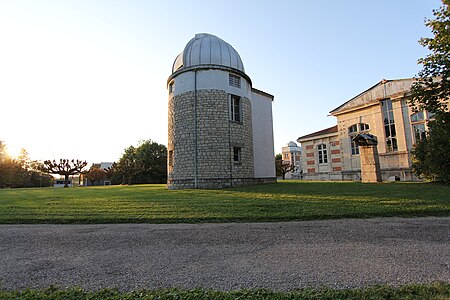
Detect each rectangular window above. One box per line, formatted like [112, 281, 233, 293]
[381, 99, 398, 151]
[229, 74, 241, 88]
[168, 82, 174, 94]
[230, 95, 241, 122]
[233, 147, 241, 163]
[350, 140, 359, 155]
[412, 124, 426, 144]
[168, 150, 174, 167]
[317, 144, 328, 164]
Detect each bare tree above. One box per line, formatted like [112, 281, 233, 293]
[42, 159, 88, 187]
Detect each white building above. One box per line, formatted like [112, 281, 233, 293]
[281, 141, 302, 179]
[167, 33, 276, 189]
[297, 78, 448, 181]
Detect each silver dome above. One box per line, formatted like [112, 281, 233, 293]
[172, 33, 245, 74]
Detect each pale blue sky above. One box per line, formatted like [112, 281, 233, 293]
[0, 0, 441, 163]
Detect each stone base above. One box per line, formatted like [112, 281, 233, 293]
[167, 177, 276, 190]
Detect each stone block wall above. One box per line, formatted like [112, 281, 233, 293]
[167, 89, 256, 189]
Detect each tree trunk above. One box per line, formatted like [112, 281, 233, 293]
[64, 174, 69, 188]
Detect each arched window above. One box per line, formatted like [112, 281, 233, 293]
[348, 123, 370, 155]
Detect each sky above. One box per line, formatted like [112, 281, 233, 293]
[0, 0, 442, 164]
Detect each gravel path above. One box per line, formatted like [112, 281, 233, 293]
[0, 217, 448, 291]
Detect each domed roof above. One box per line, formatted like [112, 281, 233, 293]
[288, 141, 298, 147]
[172, 33, 245, 74]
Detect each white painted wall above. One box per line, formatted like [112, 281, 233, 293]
[170, 69, 251, 99]
[251, 90, 275, 178]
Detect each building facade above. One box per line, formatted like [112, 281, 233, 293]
[281, 141, 302, 179]
[298, 78, 442, 181]
[167, 33, 276, 189]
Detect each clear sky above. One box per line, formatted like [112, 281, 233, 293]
[0, 0, 441, 163]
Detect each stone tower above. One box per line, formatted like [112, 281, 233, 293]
[167, 33, 276, 189]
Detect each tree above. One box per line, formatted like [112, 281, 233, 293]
[410, 0, 450, 114]
[0, 145, 53, 188]
[410, 0, 450, 183]
[275, 154, 294, 180]
[41, 159, 88, 187]
[134, 140, 167, 184]
[84, 166, 107, 186]
[115, 146, 138, 184]
[115, 140, 167, 185]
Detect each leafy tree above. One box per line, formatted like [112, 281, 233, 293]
[115, 140, 167, 185]
[116, 146, 138, 184]
[410, 0, 450, 183]
[84, 166, 107, 186]
[411, 114, 450, 183]
[135, 140, 167, 184]
[275, 154, 294, 180]
[0, 145, 53, 188]
[42, 159, 88, 187]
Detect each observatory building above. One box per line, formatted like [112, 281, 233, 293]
[167, 33, 275, 189]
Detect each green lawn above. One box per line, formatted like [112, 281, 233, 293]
[0, 181, 449, 224]
[1, 283, 449, 300]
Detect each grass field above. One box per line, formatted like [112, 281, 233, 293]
[1, 283, 449, 300]
[0, 181, 448, 224]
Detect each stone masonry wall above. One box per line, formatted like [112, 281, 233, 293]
[168, 89, 255, 189]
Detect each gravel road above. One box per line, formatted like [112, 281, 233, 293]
[0, 217, 448, 291]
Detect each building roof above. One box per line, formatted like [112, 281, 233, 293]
[297, 125, 338, 142]
[172, 33, 245, 74]
[329, 78, 414, 116]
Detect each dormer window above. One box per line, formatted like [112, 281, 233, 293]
[229, 74, 241, 88]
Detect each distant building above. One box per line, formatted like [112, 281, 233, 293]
[82, 162, 113, 186]
[297, 78, 445, 181]
[281, 141, 302, 179]
[54, 179, 74, 188]
[167, 33, 275, 189]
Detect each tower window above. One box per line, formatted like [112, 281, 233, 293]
[168, 150, 174, 167]
[230, 95, 242, 122]
[169, 82, 174, 94]
[233, 147, 241, 163]
[229, 74, 241, 88]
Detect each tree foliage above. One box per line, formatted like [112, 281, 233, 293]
[42, 159, 88, 187]
[410, 0, 450, 184]
[84, 166, 107, 186]
[411, 114, 450, 183]
[410, 0, 450, 114]
[0, 146, 53, 188]
[114, 140, 167, 184]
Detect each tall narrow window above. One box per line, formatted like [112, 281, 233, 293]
[230, 95, 241, 122]
[168, 150, 174, 167]
[229, 74, 241, 88]
[168, 82, 174, 94]
[233, 147, 241, 163]
[381, 99, 397, 151]
[410, 111, 426, 144]
[317, 144, 328, 164]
